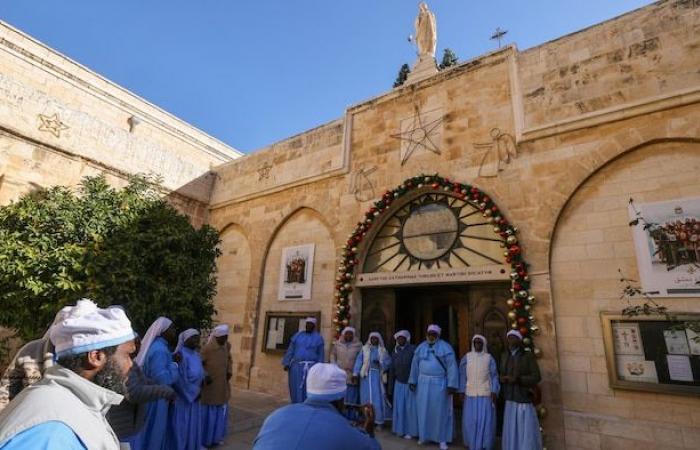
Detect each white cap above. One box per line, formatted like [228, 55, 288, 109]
[50, 299, 136, 358]
[305, 317, 317, 325]
[507, 330, 523, 340]
[341, 326, 356, 336]
[207, 324, 230, 344]
[427, 324, 441, 335]
[212, 324, 229, 337]
[394, 330, 411, 342]
[306, 363, 347, 402]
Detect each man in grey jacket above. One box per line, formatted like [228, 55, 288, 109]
[0, 299, 136, 450]
[106, 359, 176, 448]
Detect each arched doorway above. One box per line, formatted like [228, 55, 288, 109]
[351, 179, 513, 357]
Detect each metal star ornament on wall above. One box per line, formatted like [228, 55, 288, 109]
[37, 113, 69, 138]
[391, 106, 443, 166]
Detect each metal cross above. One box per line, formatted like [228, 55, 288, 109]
[490, 27, 508, 48]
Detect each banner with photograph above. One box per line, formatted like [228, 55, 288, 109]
[278, 244, 315, 300]
[629, 197, 700, 297]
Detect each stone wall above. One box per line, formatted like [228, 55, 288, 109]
[551, 141, 700, 449]
[208, 2, 700, 447]
[518, 0, 700, 133]
[0, 20, 240, 217]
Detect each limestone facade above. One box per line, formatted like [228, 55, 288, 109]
[208, 2, 700, 448]
[0, 20, 241, 225]
[1, 1, 699, 449]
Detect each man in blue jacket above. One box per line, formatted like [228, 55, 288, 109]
[253, 363, 380, 450]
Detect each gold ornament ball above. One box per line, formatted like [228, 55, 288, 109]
[537, 406, 547, 419]
[507, 311, 517, 319]
[511, 322, 518, 329]
[507, 299, 515, 307]
[506, 235, 518, 245]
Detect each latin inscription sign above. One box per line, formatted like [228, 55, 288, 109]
[355, 265, 509, 287]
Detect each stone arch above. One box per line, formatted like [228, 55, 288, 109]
[214, 223, 252, 387]
[548, 139, 700, 447]
[248, 206, 336, 396]
[536, 137, 700, 249]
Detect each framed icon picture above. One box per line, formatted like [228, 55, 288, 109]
[278, 244, 315, 300]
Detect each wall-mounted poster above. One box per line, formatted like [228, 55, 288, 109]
[278, 244, 315, 300]
[629, 197, 700, 297]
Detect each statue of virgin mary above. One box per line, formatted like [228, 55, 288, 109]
[414, 2, 437, 58]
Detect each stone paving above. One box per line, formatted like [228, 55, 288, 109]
[218, 388, 454, 450]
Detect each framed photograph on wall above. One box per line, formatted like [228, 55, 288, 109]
[629, 197, 700, 297]
[278, 243, 315, 300]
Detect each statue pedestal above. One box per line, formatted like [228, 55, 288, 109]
[407, 55, 438, 85]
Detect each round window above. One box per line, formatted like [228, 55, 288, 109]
[401, 203, 458, 260]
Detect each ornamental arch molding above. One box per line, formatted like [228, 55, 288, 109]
[547, 137, 700, 268]
[248, 206, 336, 393]
[333, 174, 542, 353]
[214, 222, 251, 386]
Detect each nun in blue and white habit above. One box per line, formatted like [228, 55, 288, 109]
[459, 334, 500, 450]
[408, 324, 459, 450]
[169, 328, 205, 450]
[352, 331, 392, 426]
[389, 329, 418, 439]
[135, 317, 179, 450]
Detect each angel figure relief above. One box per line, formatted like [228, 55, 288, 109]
[473, 128, 518, 178]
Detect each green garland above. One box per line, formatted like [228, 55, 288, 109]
[333, 174, 541, 355]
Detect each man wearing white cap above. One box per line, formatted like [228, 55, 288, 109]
[134, 316, 179, 450]
[329, 326, 362, 406]
[282, 317, 324, 403]
[500, 330, 542, 450]
[389, 330, 417, 439]
[458, 334, 500, 450]
[201, 324, 232, 447]
[253, 363, 380, 449]
[408, 324, 459, 450]
[0, 299, 136, 450]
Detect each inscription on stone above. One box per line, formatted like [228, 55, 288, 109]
[356, 265, 509, 287]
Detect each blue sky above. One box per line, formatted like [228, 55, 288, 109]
[1, 1, 653, 153]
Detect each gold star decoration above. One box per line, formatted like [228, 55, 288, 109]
[257, 163, 273, 181]
[391, 106, 443, 166]
[37, 113, 69, 138]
